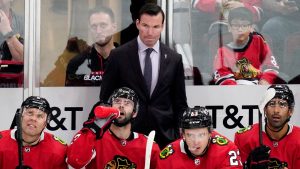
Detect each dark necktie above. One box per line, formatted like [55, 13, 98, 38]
[144, 48, 153, 94]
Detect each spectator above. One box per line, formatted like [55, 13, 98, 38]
[157, 106, 243, 169]
[99, 3, 188, 149]
[235, 84, 300, 168]
[261, 0, 300, 79]
[67, 87, 160, 169]
[66, 6, 118, 86]
[192, 0, 262, 34]
[213, 7, 279, 85]
[0, 0, 24, 61]
[0, 96, 68, 168]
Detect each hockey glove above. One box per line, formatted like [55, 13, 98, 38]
[83, 106, 119, 139]
[245, 145, 271, 169]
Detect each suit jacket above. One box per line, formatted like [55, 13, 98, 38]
[100, 39, 188, 148]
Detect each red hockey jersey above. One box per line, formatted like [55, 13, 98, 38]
[235, 123, 300, 168]
[157, 131, 243, 169]
[0, 129, 68, 169]
[67, 129, 160, 169]
[213, 33, 279, 85]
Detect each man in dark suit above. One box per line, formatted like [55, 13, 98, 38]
[100, 3, 188, 148]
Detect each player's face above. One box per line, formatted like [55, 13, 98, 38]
[21, 108, 47, 139]
[229, 19, 252, 45]
[89, 12, 116, 46]
[265, 98, 293, 130]
[112, 97, 136, 125]
[183, 128, 211, 156]
[136, 13, 164, 48]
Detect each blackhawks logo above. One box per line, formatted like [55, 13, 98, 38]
[160, 144, 174, 159]
[53, 136, 67, 145]
[234, 57, 260, 79]
[269, 158, 288, 169]
[237, 126, 252, 134]
[211, 135, 228, 146]
[105, 155, 137, 169]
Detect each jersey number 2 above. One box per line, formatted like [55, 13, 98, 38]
[228, 150, 240, 166]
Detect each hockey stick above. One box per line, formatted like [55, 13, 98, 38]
[16, 108, 24, 169]
[144, 130, 155, 169]
[258, 88, 276, 146]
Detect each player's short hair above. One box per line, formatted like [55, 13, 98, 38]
[130, 0, 156, 21]
[138, 3, 165, 24]
[89, 6, 115, 22]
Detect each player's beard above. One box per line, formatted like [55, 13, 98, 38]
[95, 35, 112, 47]
[113, 113, 133, 127]
[267, 116, 290, 131]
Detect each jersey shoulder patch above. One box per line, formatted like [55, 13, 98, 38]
[160, 144, 174, 159]
[53, 135, 67, 145]
[211, 134, 229, 146]
[236, 125, 252, 134]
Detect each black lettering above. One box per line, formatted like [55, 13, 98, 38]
[65, 107, 83, 130]
[47, 107, 67, 131]
[242, 105, 259, 125]
[223, 105, 244, 129]
[206, 106, 223, 128]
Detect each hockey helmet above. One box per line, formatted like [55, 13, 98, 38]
[21, 96, 51, 115]
[181, 106, 212, 129]
[108, 87, 139, 112]
[268, 84, 295, 108]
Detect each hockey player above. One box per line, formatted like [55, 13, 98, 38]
[67, 87, 160, 169]
[157, 106, 243, 169]
[0, 96, 68, 169]
[213, 7, 279, 85]
[235, 84, 300, 168]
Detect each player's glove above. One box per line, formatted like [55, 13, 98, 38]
[245, 145, 271, 169]
[83, 105, 119, 139]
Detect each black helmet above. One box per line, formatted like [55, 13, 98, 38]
[268, 85, 295, 108]
[21, 96, 51, 115]
[108, 87, 139, 112]
[181, 106, 212, 129]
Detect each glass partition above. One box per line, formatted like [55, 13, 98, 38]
[0, 0, 25, 88]
[40, 0, 134, 87]
[171, 0, 300, 85]
[38, 0, 300, 86]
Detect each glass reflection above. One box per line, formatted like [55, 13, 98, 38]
[0, 0, 24, 88]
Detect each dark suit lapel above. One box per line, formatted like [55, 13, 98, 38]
[152, 43, 170, 98]
[128, 39, 150, 96]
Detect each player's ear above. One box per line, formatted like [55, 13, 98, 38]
[132, 111, 137, 118]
